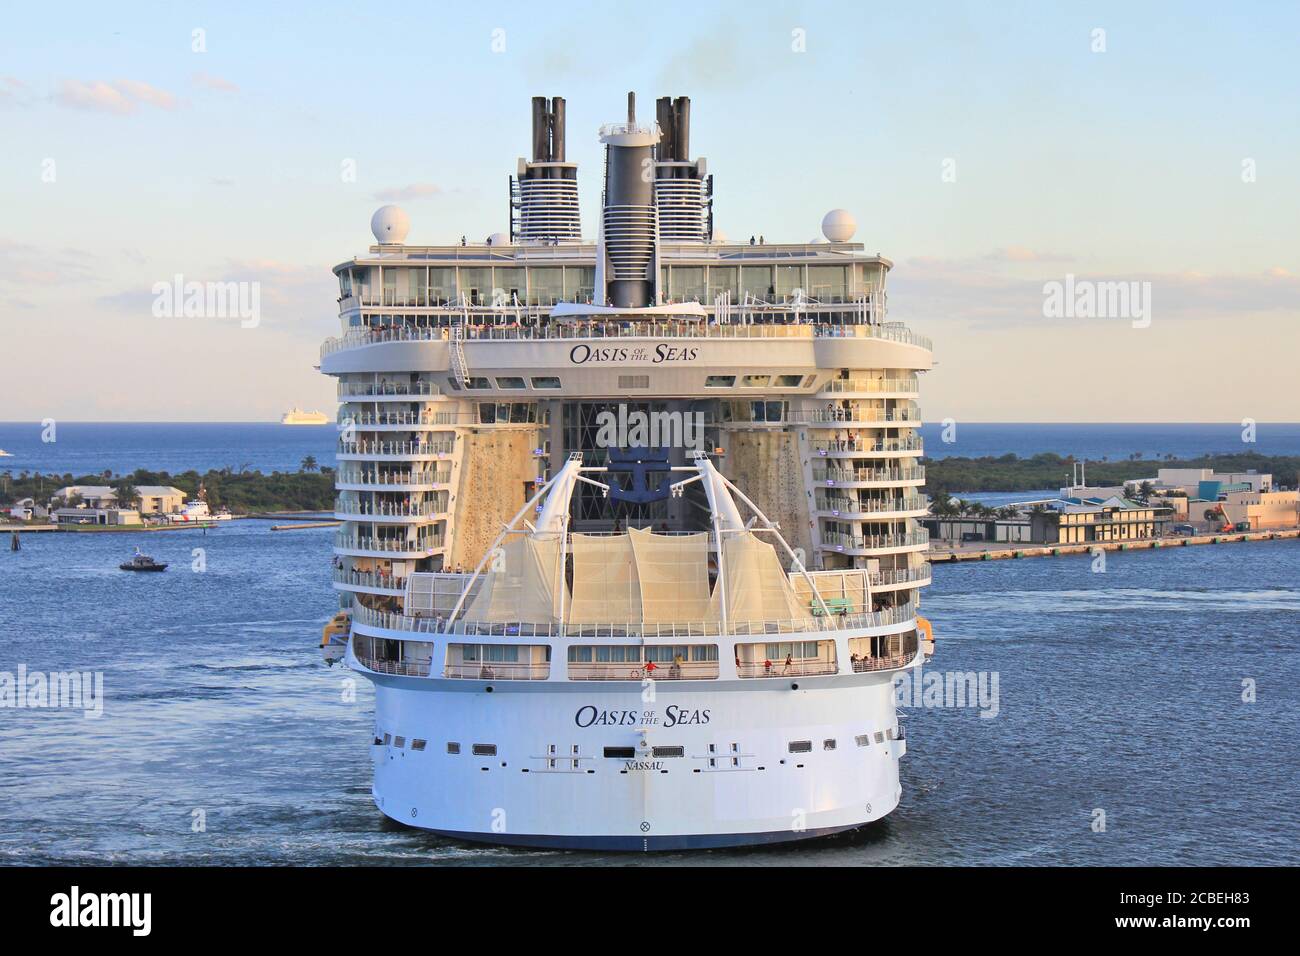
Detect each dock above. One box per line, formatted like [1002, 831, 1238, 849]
[929, 528, 1299, 562]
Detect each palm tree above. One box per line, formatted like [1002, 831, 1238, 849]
[112, 481, 139, 511]
[301, 455, 319, 472]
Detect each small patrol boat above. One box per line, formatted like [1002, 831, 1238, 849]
[120, 548, 168, 572]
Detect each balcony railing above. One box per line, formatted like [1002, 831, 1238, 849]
[334, 569, 408, 591]
[344, 411, 470, 427]
[443, 663, 550, 681]
[567, 661, 721, 681]
[334, 533, 444, 553]
[852, 632, 920, 672]
[351, 600, 917, 637]
[337, 440, 454, 457]
[817, 495, 930, 515]
[737, 659, 839, 678]
[336, 469, 450, 487]
[817, 377, 919, 394]
[339, 381, 440, 398]
[813, 466, 926, 484]
[334, 501, 446, 519]
[788, 408, 921, 425]
[871, 564, 932, 586]
[821, 530, 930, 551]
[353, 655, 431, 677]
[811, 437, 924, 454]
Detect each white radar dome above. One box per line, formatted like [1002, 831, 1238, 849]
[821, 208, 857, 242]
[711, 229, 729, 243]
[371, 205, 410, 244]
[486, 232, 510, 246]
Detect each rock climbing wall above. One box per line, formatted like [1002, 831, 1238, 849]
[448, 429, 541, 571]
[724, 431, 814, 566]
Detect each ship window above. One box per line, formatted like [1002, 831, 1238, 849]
[445, 377, 461, 391]
[465, 377, 492, 389]
[885, 728, 895, 740]
[567, 646, 594, 662]
[462, 644, 520, 663]
[774, 374, 803, 387]
[411, 739, 427, 751]
[823, 739, 836, 751]
[874, 731, 885, 744]
[617, 375, 650, 389]
[742, 374, 770, 387]
[652, 746, 685, 758]
[705, 375, 735, 387]
[496, 377, 526, 389]
[603, 747, 635, 759]
[855, 734, 871, 747]
[382, 733, 392, 745]
[472, 744, 497, 756]
[446, 742, 461, 754]
[788, 740, 812, 754]
[393, 736, 406, 748]
[531, 377, 561, 389]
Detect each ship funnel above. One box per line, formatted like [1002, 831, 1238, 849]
[653, 95, 712, 242]
[597, 92, 661, 308]
[512, 95, 581, 243]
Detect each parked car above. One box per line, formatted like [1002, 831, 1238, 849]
[1172, 524, 1196, 536]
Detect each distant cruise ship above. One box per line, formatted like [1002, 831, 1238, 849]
[319, 92, 935, 849]
[281, 407, 330, 425]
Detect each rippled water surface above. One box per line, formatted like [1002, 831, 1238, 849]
[2, 522, 1296, 865]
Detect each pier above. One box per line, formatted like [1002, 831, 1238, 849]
[929, 528, 1299, 562]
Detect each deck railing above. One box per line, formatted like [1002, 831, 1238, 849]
[352, 601, 916, 637]
[816, 495, 930, 515]
[811, 437, 924, 454]
[322, 318, 931, 359]
[813, 466, 926, 484]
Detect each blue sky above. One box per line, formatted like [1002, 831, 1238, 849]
[2, 1, 1297, 421]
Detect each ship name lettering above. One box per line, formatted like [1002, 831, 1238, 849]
[664, 705, 710, 727]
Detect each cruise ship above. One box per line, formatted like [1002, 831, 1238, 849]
[281, 407, 330, 425]
[319, 93, 935, 849]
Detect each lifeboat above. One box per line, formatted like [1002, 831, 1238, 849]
[917, 615, 935, 658]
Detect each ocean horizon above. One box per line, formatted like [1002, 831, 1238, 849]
[2, 421, 1297, 477]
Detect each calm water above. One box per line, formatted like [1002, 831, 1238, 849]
[2, 521, 1296, 865]
[1, 422, 1297, 476]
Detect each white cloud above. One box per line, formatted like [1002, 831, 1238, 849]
[192, 71, 239, 93]
[54, 78, 180, 115]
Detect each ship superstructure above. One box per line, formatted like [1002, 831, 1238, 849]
[320, 93, 934, 849]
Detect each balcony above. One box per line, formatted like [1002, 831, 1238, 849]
[567, 661, 720, 681]
[443, 662, 550, 681]
[336, 469, 450, 490]
[816, 377, 919, 396]
[343, 411, 470, 429]
[816, 494, 930, 518]
[337, 439, 454, 459]
[333, 501, 447, 522]
[737, 659, 838, 678]
[334, 532, 444, 556]
[820, 530, 930, 553]
[811, 436, 924, 457]
[813, 466, 925, 486]
[788, 407, 921, 426]
[333, 568, 407, 593]
[339, 381, 441, 399]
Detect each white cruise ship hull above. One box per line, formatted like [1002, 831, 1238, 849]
[358, 662, 911, 850]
